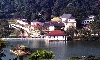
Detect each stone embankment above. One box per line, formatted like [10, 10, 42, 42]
[2, 38, 45, 41]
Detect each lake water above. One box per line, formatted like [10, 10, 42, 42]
[2, 38, 100, 60]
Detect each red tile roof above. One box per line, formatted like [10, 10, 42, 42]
[46, 30, 66, 36]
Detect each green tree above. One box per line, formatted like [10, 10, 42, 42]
[0, 19, 11, 38]
[65, 27, 77, 38]
[89, 20, 100, 36]
[62, 6, 77, 15]
[85, 55, 95, 60]
[28, 49, 54, 60]
[0, 38, 8, 60]
[97, 55, 100, 60]
[79, 28, 91, 40]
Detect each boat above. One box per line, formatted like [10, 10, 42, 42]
[10, 45, 31, 56]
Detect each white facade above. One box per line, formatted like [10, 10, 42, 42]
[62, 19, 76, 31]
[49, 26, 55, 31]
[82, 15, 95, 27]
[67, 19, 76, 28]
[61, 18, 66, 23]
[45, 36, 67, 40]
[31, 22, 43, 26]
[17, 19, 28, 25]
[82, 18, 94, 25]
[88, 15, 95, 19]
[61, 18, 76, 23]
[60, 14, 76, 31]
[31, 22, 39, 25]
[68, 19, 76, 22]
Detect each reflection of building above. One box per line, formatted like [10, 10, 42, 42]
[29, 40, 46, 48]
[82, 15, 95, 28]
[60, 14, 76, 30]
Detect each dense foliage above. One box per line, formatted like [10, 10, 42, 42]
[0, 39, 8, 60]
[0, 0, 100, 24]
[89, 20, 100, 35]
[0, 19, 12, 38]
[29, 49, 54, 60]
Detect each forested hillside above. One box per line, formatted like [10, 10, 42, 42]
[0, 0, 100, 23]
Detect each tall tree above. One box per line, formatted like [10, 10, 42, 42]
[0, 39, 8, 60]
[89, 20, 100, 35]
[0, 19, 11, 37]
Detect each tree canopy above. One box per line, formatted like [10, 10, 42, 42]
[0, 0, 99, 28]
[0, 19, 11, 38]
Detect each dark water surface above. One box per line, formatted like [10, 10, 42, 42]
[2, 39, 100, 60]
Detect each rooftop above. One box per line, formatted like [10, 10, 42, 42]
[43, 22, 64, 26]
[60, 14, 75, 19]
[51, 17, 61, 22]
[46, 30, 66, 36]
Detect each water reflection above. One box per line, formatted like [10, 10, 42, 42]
[2, 39, 100, 60]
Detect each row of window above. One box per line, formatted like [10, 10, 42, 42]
[83, 20, 92, 24]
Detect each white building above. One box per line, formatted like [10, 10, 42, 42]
[16, 19, 28, 25]
[49, 26, 55, 31]
[45, 30, 68, 40]
[60, 14, 76, 31]
[31, 20, 43, 26]
[82, 15, 95, 28]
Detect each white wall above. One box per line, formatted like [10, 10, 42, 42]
[45, 36, 67, 40]
[31, 22, 43, 26]
[31, 22, 39, 25]
[68, 19, 76, 23]
[17, 20, 28, 25]
[82, 19, 94, 25]
[49, 26, 55, 31]
[64, 22, 76, 31]
[61, 18, 76, 31]
[61, 18, 66, 22]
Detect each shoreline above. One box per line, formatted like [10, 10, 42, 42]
[2, 38, 45, 41]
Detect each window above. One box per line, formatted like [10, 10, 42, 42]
[84, 21, 86, 23]
[87, 21, 89, 23]
[54, 36, 55, 38]
[63, 36, 65, 38]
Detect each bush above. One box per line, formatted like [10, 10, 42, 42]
[28, 49, 54, 60]
[0, 38, 8, 60]
[84, 55, 95, 60]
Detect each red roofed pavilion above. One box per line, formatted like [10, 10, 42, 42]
[46, 30, 66, 36]
[45, 30, 68, 41]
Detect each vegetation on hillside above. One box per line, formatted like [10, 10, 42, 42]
[0, 0, 100, 28]
[0, 0, 100, 39]
[0, 19, 12, 38]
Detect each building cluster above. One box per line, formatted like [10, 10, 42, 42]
[10, 14, 95, 40]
